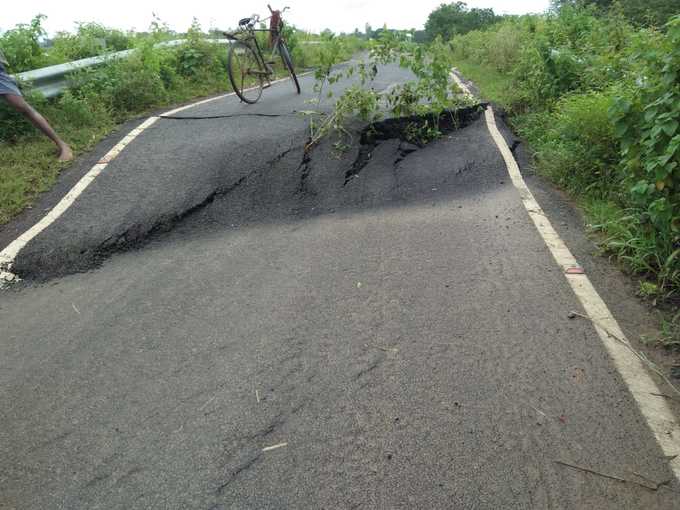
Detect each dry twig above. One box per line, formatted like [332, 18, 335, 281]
[555, 460, 671, 491]
[568, 311, 680, 397]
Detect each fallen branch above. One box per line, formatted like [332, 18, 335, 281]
[650, 392, 680, 403]
[568, 311, 680, 398]
[365, 343, 399, 353]
[632, 471, 673, 491]
[555, 460, 671, 491]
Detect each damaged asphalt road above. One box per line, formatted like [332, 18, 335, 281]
[7, 61, 415, 280]
[1, 64, 679, 509]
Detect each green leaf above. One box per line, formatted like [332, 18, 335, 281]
[662, 120, 679, 137]
[614, 122, 628, 138]
[644, 109, 658, 122]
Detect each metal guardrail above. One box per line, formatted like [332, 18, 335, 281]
[14, 39, 231, 99]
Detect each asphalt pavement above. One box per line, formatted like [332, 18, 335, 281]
[1, 62, 679, 509]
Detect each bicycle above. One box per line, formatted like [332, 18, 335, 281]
[224, 4, 300, 104]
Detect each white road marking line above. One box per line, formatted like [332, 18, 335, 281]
[0, 71, 314, 284]
[450, 70, 680, 480]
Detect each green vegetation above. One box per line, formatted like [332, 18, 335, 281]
[0, 15, 364, 224]
[447, 2, 680, 346]
[305, 32, 468, 151]
[0, 15, 137, 72]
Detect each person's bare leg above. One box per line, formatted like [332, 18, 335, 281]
[3, 93, 73, 162]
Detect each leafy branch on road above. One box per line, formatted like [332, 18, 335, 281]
[302, 32, 472, 153]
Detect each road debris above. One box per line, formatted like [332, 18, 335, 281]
[255, 389, 261, 403]
[0, 270, 18, 285]
[262, 442, 288, 452]
[72, 303, 80, 315]
[567, 310, 680, 397]
[651, 392, 680, 403]
[555, 460, 672, 491]
[565, 266, 586, 275]
[199, 395, 217, 411]
[671, 364, 680, 380]
[527, 403, 567, 426]
[365, 343, 399, 353]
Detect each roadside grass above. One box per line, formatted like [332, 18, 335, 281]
[0, 38, 362, 226]
[0, 95, 115, 224]
[452, 60, 515, 109]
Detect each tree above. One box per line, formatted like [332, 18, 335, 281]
[424, 2, 496, 41]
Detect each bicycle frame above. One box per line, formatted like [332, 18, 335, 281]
[245, 28, 285, 77]
[228, 21, 286, 79]
[224, 5, 299, 103]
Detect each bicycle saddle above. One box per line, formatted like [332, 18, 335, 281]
[239, 17, 252, 26]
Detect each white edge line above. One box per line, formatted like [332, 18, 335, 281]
[0, 114, 159, 279]
[0, 70, 316, 283]
[450, 70, 680, 480]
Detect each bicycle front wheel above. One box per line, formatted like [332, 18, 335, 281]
[227, 41, 264, 104]
[279, 42, 300, 94]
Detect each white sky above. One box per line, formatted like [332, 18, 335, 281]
[2, 1, 551, 35]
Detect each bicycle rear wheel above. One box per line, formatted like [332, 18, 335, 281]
[279, 42, 300, 94]
[227, 41, 264, 104]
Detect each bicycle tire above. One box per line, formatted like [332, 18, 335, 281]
[227, 41, 264, 104]
[279, 42, 300, 94]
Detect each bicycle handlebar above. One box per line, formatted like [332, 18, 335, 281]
[267, 5, 290, 13]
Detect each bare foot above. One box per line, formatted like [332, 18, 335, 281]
[57, 144, 74, 162]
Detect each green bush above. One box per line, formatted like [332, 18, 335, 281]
[175, 19, 223, 78]
[517, 90, 619, 196]
[49, 23, 133, 62]
[0, 15, 48, 72]
[607, 16, 680, 289]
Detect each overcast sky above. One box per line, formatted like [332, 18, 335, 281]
[3, 1, 551, 35]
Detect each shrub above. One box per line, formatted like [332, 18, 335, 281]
[50, 23, 133, 62]
[516, 90, 619, 196]
[175, 19, 223, 79]
[0, 15, 48, 72]
[608, 16, 680, 289]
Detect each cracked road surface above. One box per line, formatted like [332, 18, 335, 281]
[1, 64, 679, 509]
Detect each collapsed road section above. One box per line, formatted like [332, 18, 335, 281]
[4, 103, 487, 282]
